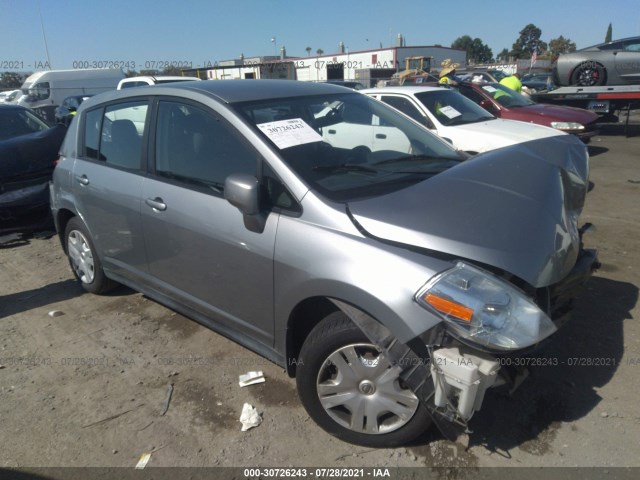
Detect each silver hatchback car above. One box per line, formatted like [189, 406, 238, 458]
[51, 80, 597, 447]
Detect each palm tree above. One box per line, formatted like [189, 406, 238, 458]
[306, 47, 312, 56]
[316, 48, 324, 56]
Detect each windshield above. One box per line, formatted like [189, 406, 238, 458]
[481, 83, 536, 108]
[489, 70, 508, 80]
[0, 108, 50, 141]
[233, 92, 464, 202]
[414, 90, 495, 127]
[523, 74, 550, 82]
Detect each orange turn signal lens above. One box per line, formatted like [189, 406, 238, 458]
[424, 293, 474, 322]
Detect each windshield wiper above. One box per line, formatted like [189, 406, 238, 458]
[453, 116, 494, 125]
[205, 181, 224, 193]
[312, 163, 379, 174]
[374, 154, 445, 166]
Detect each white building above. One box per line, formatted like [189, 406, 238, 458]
[195, 44, 466, 87]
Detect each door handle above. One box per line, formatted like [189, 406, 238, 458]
[328, 129, 336, 134]
[75, 174, 89, 186]
[375, 133, 387, 139]
[145, 197, 167, 211]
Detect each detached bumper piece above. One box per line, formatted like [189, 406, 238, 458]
[430, 347, 499, 420]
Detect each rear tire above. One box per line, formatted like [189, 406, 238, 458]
[570, 63, 606, 86]
[296, 311, 432, 447]
[65, 217, 117, 294]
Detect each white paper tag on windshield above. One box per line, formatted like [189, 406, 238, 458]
[482, 86, 498, 93]
[257, 118, 323, 149]
[438, 106, 462, 119]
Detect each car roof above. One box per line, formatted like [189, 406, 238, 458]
[0, 104, 27, 111]
[325, 80, 364, 85]
[360, 86, 442, 95]
[87, 79, 353, 106]
[122, 75, 200, 81]
[582, 35, 640, 50]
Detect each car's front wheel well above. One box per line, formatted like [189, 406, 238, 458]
[55, 209, 76, 252]
[285, 297, 340, 377]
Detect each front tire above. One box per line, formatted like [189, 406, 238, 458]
[296, 312, 432, 447]
[65, 217, 116, 294]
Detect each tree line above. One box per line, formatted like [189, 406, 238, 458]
[452, 22, 613, 65]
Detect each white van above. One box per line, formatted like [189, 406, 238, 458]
[19, 69, 125, 122]
[117, 75, 201, 90]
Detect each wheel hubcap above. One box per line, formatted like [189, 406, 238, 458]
[578, 67, 599, 86]
[316, 343, 419, 435]
[359, 380, 376, 395]
[67, 230, 95, 284]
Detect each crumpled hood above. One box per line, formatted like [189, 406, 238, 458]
[448, 118, 563, 152]
[348, 135, 589, 288]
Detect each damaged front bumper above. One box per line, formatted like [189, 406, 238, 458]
[332, 242, 599, 440]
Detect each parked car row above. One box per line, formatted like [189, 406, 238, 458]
[363, 86, 565, 154]
[48, 80, 597, 448]
[2, 71, 600, 238]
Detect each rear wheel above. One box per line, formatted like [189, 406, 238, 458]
[65, 217, 116, 294]
[296, 312, 432, 447]
[571, 63, 606, 86]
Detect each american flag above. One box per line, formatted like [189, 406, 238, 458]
[531, 49, 537, 67]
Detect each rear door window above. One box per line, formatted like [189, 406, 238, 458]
[81, 100, 149, 170]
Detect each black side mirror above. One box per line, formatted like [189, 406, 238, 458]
[224, 174, 266, 233]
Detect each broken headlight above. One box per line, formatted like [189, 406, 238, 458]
[415, 262, 557, 350]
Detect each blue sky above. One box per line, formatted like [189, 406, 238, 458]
[1, 0, 638, 70]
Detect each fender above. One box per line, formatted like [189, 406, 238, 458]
[330, 298, 468, 442]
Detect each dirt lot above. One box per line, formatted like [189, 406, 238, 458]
[1, 120, 639, 476]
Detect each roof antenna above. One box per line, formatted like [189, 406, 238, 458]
[38, 0, 52, 68]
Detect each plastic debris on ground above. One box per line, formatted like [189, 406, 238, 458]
[135, 452, 152, 469]
[238, 370, 265, 387]
[48, 310, 64, 318]
[161, 383, 174, 416]
[239, 403, 262, 431]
